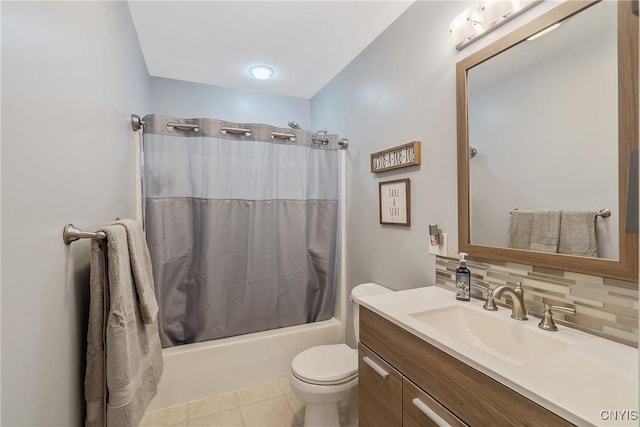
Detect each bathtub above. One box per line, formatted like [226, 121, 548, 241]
[148, 317, 343, 410]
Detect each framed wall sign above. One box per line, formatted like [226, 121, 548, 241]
[379, 178, 411, 226]
[370, 141, 421, 173]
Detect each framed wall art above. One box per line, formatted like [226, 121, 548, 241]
[370, 141, 421, 173]
[379, 178, 410, 226]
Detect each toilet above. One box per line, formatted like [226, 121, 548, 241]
[289, 283, 393, 427]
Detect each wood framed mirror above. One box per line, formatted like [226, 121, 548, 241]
[457, 1, 638, 281]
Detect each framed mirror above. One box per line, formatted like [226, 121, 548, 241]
[457, 1, 638, 280]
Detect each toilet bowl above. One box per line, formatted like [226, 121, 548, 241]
[289, 283, 393, 427]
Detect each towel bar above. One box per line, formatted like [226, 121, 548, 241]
[509, 209, 611, 218]
[509, 208, 611, 218]
[63, 224, 106, 245]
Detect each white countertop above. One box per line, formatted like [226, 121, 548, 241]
[359, 286, 639, 427]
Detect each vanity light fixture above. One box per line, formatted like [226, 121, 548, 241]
[249, 65, 275, 80]
[527, 22, 561, 41]
[449, 5, 485, 48]
[449, 0, 540, 50]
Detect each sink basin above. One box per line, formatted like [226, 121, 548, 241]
[410, 305, 571, 366]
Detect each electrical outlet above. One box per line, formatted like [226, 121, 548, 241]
[428, 233, 448, 256]
[438, 233, 448, 256]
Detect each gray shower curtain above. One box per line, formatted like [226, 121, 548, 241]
[141, 115, 339, 348]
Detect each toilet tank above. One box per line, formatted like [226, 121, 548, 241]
[350, 283, 393, 342]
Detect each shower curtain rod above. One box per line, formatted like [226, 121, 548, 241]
[130, 114, 349, 149]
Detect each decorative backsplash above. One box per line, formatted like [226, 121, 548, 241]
[435, 255, 638, 347]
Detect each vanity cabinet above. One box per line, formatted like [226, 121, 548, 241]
[359, 342, 465, 427]
[359, 307, 574, 426]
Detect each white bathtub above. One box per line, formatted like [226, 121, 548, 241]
[148, 317, 343, 410]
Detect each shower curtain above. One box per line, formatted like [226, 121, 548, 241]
[141, 114, 340, 347]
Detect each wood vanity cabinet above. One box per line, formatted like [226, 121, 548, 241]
[358, 307, 574, 427]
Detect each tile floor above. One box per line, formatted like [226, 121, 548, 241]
[140, 378, 306, 427]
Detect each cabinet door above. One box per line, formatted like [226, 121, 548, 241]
[403, 378, 468, 427]
[358, 343, 402, 427]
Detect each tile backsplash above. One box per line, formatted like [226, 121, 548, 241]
[435, 255, 638, 347]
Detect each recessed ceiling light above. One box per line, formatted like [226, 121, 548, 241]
[249, 65, 275, 80]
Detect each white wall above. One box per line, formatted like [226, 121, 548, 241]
[1, 2, 149, 425]
[150, 77, 311, 129]
[311, 1, 464, 346]
[311, 0, 474, 287]
[310, 0, 569, 346]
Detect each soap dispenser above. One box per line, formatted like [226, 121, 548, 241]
[456, 252, 471, 301]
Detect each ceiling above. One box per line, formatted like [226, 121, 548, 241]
[128, 1, 414, 99]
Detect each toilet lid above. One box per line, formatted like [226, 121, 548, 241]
[291, 344, 358, 384]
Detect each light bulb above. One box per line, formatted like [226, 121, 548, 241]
[249, 65, 275, 80]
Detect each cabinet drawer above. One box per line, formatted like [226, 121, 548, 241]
[358, 343, 402, 427]
[403, 377, 467, 427]
[360, 307, 574, 427]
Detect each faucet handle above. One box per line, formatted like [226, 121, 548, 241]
[474, 284, 498, 311]
[474, 284, 490, 293]
[538, 304, 576, 331]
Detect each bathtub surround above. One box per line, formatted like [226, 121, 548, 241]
[435, 255, 638, 347]
[148, 318, 341, 411]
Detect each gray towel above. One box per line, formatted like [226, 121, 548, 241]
[85, 223, 163, 427]
[558, 211, 598, 257]
[85, 238, 108, 427]
[509, 210, 534, 249]
[529, 210, 561, 253]
[115, 219, 158, 324]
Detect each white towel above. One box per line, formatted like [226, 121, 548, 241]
[85, 223, 163, 427]
[558, 211, 598, 257]
[509, 210, 534, 249]
[529, 210, 561, 253]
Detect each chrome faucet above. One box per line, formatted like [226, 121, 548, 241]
[488, 281, 528, 320]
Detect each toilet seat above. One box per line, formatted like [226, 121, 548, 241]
[291, 344, 358, 385]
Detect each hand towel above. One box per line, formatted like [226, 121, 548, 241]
[85, 239, 108, 427]
[529, 210, 561, 253]
[509, 210, 534, 249]
[115, 219, 158, 324]
[85, 224, 163, 427]
[558, 211, 598, 257]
